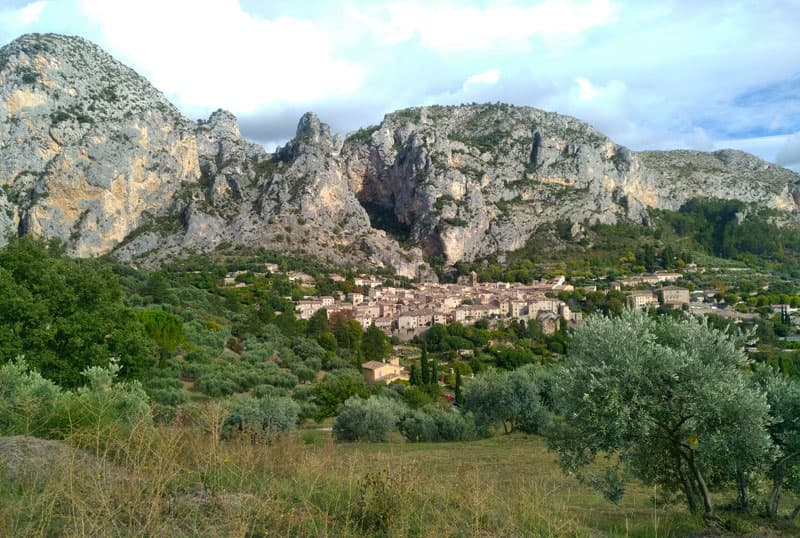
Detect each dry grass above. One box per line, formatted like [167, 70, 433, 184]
[1, 420, 797, 537]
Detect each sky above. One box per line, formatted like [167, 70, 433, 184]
[1, 0, 799, 170]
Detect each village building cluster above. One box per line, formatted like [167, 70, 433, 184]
[295, 271, 582, 341]
[221, 264, 703, 341]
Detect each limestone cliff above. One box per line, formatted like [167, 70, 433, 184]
[0, 33, 199, 256]
[342, 104, 800, 264]
[1, 34, 798, 275]
[0, 34, 431, 278]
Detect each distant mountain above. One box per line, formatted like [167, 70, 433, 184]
[1, 33, 798, 277]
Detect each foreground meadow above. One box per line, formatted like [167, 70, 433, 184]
[2, 420, 797, 538]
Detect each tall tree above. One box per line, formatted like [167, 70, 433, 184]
[548, 309, 772, 520]
[0, 236, 155, 386]
[761, 370, 800, 518]
[429, 356, 438, 385]
[420, 346, 429, 385]
[307, 308, 329, 336]
[454, 370, 464, 406]
[362, 324, 391, 363]
[409, 363, 422, 386]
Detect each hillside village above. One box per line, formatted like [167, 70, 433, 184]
[217, 263, 800, 345]
[221, 266, 716, 341]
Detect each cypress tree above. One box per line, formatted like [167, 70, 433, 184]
[455, 370, 464, 406]
[420, 345, 429, 384]
[410, 363, 422, 386]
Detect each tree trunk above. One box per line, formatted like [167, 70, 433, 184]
[685, 452, 715, 519]
[766, 463, 784, 517]
[736, 465, 749, 512]
[790, 504, 800, 522]
[677, 460, 699, 514]
[765, 451, 799, 517]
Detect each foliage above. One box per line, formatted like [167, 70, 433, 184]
[193, 358, 298, 397]
[658, 197, 800, 263]
[332, 395, 407, 442]
[52, 363, 153, 436]
[0, 237, 156, 386]
[222, 394, 300, 441]
[138, 310, 185, 363]
[0, 358, 61, 436]
[308, 369, 373, 419]
[462, 365, 549, 435]
[362, 324, 392, 362]
[399, 405, 475, 442]
[760, 368, 800, 517]
[548, 309, 771, 517]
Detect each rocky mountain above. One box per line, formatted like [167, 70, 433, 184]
[1, 33, 798, 277]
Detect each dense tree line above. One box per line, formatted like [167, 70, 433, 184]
[0, 237, 157, 386]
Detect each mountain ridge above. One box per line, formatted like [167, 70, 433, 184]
[1, 33, 798, 277]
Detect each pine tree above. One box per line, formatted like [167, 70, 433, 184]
[454, 370, 464, 406]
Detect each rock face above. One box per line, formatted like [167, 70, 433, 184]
[1, 34, 798, 274]
[0, 33, 199, 256]
[342, 104, 800, 264]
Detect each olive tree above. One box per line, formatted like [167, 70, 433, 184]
[762, 371, 800, 518]
[222, 394, 300, 442]
[333, 395, 406, 442]
[462, 365, 548, 435]
[548, 309, 771, 519]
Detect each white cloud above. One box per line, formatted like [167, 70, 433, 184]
[776, 133, 800, 168]
[77, 0, 363, 114]
[352, 0, 617, 53]
[575, 77, 600, 101]
[19, 1, 46, 24]
[704, 132, 799, 169]
[0, 1, 47, 27]
[463, 68, 500, 90]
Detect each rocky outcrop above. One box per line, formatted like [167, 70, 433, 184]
[0, 34, 431, 278]
[342, 104, 800, 264]
[0, 33, 199, 256]
[1, 34, 798, 274]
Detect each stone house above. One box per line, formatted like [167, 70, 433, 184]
[362, 357, 409, 384]
[627, 290, 658, 310]
[658, 286, 690, 308]
[537, 311, 561, 335]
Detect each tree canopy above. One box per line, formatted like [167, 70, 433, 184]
[0, 237, 156, 386]
[548, 309, 771, 519]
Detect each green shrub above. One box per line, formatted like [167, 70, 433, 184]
[51, 363, 152, 436]
[399, 405, 475, 442]
[0, 358, 61, 436]
[333, 395, 407, 442]
[222, 394, 300, 441]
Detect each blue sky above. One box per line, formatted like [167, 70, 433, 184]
[1, 0, 799, 170]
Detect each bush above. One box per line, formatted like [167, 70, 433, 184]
[51, 363, 152, 436]
[333, 396, 407, 442]
[222, 394, 300, 441]
[252, 384, 289, 398]
[0, 358, 61, 436]
[462, 366, 548, 435]
[399, 406, 475, 442]
[309, 369, 371, 419]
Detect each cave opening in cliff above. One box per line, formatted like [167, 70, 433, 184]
[359, 198, 413, 245]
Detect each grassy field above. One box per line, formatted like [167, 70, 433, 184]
[1, 421, 798, 537]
